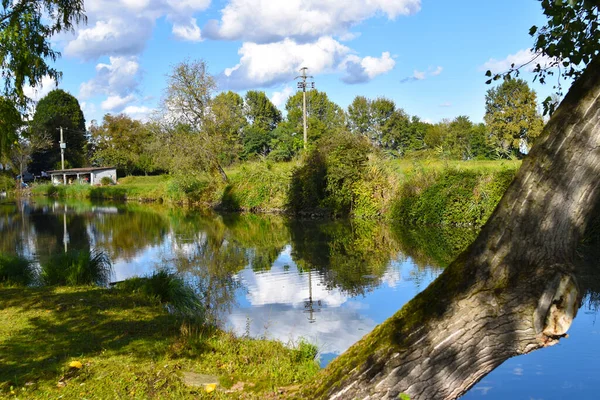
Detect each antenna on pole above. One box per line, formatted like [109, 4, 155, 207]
[58, 127, 66, 184]
[295, 67, 315, 150]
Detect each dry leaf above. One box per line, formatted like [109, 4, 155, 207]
[205, 383, 217, 393]
[69, 361, 83, 369]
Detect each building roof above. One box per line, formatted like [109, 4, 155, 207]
[48, 167, 116, 174]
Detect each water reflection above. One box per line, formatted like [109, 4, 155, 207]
[2, 199, 600, 398]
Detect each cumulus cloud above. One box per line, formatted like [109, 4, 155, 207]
[270, 86, 293, 109]
[64, 0, 212, 61]
[400, 66, 443, 83]
[80, 56, 141, 100]
[123, 105, 154, 121]
[219, 37, 395, 89]
[101, 94, 136, 111]
[204, 0, 421, 43]
[172, 18, 203, 41]
[342, 51, 395, 84]
[23, 75, 57, 102]
[481, 49, 555, 74]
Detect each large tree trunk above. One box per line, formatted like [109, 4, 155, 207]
[300, 55, 600, 400]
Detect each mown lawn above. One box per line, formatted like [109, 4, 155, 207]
[0, 286, 319, 399]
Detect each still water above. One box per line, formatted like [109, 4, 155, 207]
[1, 198, 599, 399]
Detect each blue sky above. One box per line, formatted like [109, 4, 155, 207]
[24, 0, 558, 126]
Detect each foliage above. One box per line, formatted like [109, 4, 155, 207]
[116, 269, 204, 317]
[484, 79, 544, 158]
[287, 149, 328, 213]
[286, 90, 345, 144]
[0, 254, 33, 286]
[161, 60, 228, 182]
[0, 97, 21, 160]
[100, 176, 113, 186]
[211, 91, 246, 165]
[90, 114, 155, 175]
[40, 250, 112, 286]
[29, 89, 87, 172]
[392, 167, 518, 226]
[244, 90, 282, 132]
[487, 0, 599, 114]
[0, 0, 86, 105]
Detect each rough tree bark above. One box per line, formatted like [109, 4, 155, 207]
[300, 55, 600, 400]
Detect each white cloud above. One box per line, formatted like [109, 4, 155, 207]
[342, 51, 396, 84]
[23, 75, 57, 102]
[219, 37, 395, 89]
[204, 0, 421, 43]
[270, 86, 293, 109]
[400, 65, 443, 83]
[123, 105, 154, 121]
[172, 18, 203, 41]
[101, 94, 136, 111]
[80, 56, 141, 100]
[481, 49, 555, 74]
[439, 102, 452, 108]
[431, 66, 443, 76]
[64, 0, 212, 60]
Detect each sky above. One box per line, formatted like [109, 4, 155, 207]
[23, 0, 559, 126]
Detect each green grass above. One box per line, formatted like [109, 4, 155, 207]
[28, 160, 521, 221]
[115, 269, 204, 317]
[0, 254, 34, 286]
[0, 286, 320, 399]
[41, 250, 113, 286]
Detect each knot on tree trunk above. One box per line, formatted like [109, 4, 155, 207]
[534, 268, 580, 343]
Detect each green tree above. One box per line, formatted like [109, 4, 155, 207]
[0, 1, 86, 105]
[30, 89, 87, 172]
[0, 97, 21, 160]
[484, 79, 544, 158]
[212, 91, 246, 165]
[161, 60, 227, 181]
[488, 1, 599, 114]
[286, 90, 345, 144]
[90, 114, 154, 175]
[244, 91, 281, 132]
[347, 96, 371, 136]
[0, 0, 86, 161]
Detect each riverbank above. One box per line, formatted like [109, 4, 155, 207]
[0, 285, 319, 399]
[29, 159, 521, 225]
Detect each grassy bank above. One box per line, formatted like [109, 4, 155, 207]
[29, 159, 521, 225]
[0, 285, 319, 399]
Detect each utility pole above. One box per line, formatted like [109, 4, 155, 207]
[59, 127, 66, 184]
[295, 67, 315, 150]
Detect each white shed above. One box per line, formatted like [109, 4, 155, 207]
[48, 167, 117, 186]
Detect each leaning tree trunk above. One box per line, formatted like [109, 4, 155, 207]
[299, 55, 600, 400]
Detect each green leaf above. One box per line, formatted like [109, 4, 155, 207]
[529, 25, 538, 35]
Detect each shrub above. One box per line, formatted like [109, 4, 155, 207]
[100, 176, 114, 186]
[41, 250, 113, 286]
[391, 167, 517, 226]
[116, 269, 204, 317]
[0, 254, 35, 286]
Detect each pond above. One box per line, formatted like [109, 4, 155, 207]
[1, 198, 599, 399]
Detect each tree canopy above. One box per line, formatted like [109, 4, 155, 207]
[484, 79, 544, 158]
[30, 89, 86, 172]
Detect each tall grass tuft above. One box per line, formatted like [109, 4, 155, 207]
[116, 269, 204, 317]
[41, 250, 113, 286]
[0, 254, 35, 286]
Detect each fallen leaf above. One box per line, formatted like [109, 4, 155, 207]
[205, 383, 216, 393]
[69, 361, 83, 369]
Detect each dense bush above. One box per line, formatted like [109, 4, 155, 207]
[392, 167, 517, 226]
[0, 254, 34, 286]
[41, 250, 113, 286]
[116, 269, 204, 317]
